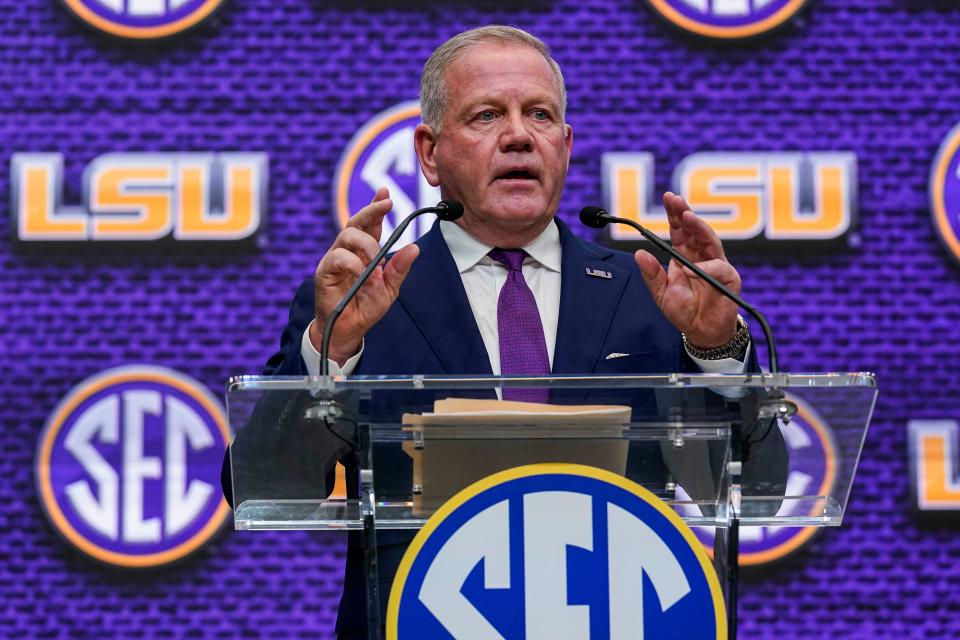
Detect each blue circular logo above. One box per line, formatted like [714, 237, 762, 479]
[930, 122, 960, 265]
[646, 0, 809, 39]
[61, 0, 225, 39]
[333, 101, 441, 251]
[388, 464, 726, 639]
[35, 365, 231, 568]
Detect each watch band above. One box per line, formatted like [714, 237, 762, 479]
[682, 315, 750, 361]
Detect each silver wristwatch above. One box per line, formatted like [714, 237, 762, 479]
[682, 315, 751, 361]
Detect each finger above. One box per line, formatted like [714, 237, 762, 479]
[662, 193, 697, 260]
[635, 250, 669, 304]
[332, 226, 382, 265]
[371, 186, 389, 204]
[363, 187, 390, 240]
[667, 257, 691, 286]
[662, 192, 689, 229]
[679, 210, 726, 261]
[680, 258, 741, 292]
[346, 193, 393, 239]
[382, 244, 421, 297]
[318, 247, 365, 280]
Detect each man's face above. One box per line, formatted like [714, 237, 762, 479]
[416, 42, 573, 246]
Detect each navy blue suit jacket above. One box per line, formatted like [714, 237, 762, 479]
[258, 217, 726, 635]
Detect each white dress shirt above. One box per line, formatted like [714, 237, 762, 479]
[301, 220, 748, 377]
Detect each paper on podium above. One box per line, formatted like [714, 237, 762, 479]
[401, 398, 631, 515]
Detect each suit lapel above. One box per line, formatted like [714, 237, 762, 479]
[396, 221, 493, 374]
[552, 218, 631, 374]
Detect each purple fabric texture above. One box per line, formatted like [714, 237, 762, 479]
[2, 0, 960, 638]
[489, 248, 552, 403]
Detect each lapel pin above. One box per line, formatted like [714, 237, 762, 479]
[585, 267, 613, 279]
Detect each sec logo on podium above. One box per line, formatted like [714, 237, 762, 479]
[387, 464, 726, 639]
[60, 0, 225, 40]
[646, 0, 809, 40]
[35, 366, 231, 568]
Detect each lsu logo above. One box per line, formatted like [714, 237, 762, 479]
[60, 0, 225, 40]
[646, 0, 809, 39]
[11, 153, 266, 243]
[388, 464, 726, 639]
[35, 366, 231, 567]
[602, 152, 856, 246]
[334, 101, 441, 251]
[929, 123, 960, 265]
[676, 396, 837, 565]
[908, 420, 960, 512]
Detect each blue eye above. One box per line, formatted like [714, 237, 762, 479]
[533, 110, 549, 120]
[478, 111, 496, 121]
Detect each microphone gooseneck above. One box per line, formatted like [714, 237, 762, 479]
[579, 205, 780, 375]
[320, 200, 464, 376]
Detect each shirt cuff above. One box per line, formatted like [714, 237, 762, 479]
[301, 320, 363, 376]
[685, 340, 751, 374]
[686, 340, 751, 398]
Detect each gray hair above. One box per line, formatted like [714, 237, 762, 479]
[419, 25, 567, 134]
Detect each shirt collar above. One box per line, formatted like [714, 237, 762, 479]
[439, 219, 562, 274]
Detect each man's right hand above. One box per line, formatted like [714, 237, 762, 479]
[308, 187, 420, 366]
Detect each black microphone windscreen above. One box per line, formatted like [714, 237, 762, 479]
[436, 200, 464, 221]
[579, 206, 609, 229]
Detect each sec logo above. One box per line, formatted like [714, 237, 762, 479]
[333, 101, 441, 251]
[60, 0, 225, 40]
[646, 0, 809, 39]
[387, 464, 726, 639]
[676, 395, 837, 565]
[35, 365, 231, 568]
[929, 122, 960, 265]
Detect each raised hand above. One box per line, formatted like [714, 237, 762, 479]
[634, 192, 741, 350]
[308, 187, 420, 365]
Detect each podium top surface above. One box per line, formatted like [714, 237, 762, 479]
[227, 372, 876, 392]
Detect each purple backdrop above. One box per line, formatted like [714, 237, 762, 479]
[3, 0, 960, 637]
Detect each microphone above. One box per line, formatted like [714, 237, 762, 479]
[434, 199, 464, 221]
[579, 205, 782, 377]
[320, 200, 463, 376]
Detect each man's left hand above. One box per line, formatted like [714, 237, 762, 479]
[634, 192, 741, 350]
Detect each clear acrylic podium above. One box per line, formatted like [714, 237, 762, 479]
[226, 372, 876, 639]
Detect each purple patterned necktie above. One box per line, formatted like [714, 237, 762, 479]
[488, 248, 550, 403]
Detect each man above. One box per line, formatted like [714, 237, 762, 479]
[251, 26, 767, 638]
[295, 29, 746, 380]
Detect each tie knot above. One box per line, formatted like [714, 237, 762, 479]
[488, 248, 527, 272]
